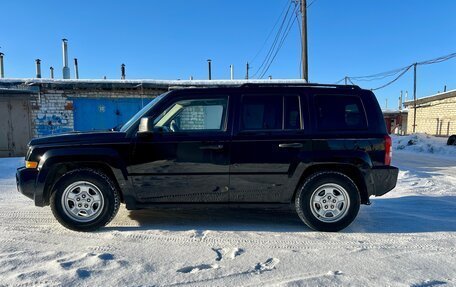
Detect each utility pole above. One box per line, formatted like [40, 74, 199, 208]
[245, 62, 250, 80]
[301, 0, 308, 82]
[344, 76, 348, 85]
[413, 63, 417, 133]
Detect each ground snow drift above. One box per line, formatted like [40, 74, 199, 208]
[392, 133, 456, 157]
[0, 139, 455, 286]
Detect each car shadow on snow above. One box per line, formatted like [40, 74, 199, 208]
[104, 195, 456, 234]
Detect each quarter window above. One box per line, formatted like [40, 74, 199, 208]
[315, 95, 367, 130]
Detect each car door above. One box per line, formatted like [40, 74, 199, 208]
[129, 93, 232, 203]
[229, 91, 312, 203]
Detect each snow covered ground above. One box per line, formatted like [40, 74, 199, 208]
[0, 136, 455, 286]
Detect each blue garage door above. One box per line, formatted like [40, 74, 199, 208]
[72, 98, 152, 131]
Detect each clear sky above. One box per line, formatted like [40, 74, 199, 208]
[1, 0, 455, 108]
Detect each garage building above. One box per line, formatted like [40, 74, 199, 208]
[404, 89, 456, 137]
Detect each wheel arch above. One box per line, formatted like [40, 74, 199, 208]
[292, 164, 369, 205]
[36, 148, 128, 206]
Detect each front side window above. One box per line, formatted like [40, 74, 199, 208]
[154, 97, 227, 132]
[315, 95, 367, 130]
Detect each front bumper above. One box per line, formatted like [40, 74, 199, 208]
[16, 167, 39, 201]
[371, 166, 399, 196]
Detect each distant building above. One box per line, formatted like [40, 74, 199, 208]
[403, 89, 456, 137]
[383, 109, 408, 135]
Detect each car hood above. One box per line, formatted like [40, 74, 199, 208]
[29, 131, 128, 146]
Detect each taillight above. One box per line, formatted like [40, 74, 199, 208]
[384, 135, 392, 166]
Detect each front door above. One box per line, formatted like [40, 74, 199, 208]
[229, 93, 311, 203]
[129, 94, 231, 203]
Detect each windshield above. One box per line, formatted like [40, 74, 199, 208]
[119, 92, 168, 132]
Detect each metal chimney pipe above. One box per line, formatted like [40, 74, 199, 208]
[0, 52, 4, 78]
[207, 59, 212, 80]
[399, 91, 403, 110]
[35, 59, 42, 78]
[50, 67, 54, 79]
[74, 58, 79, 79]
[121, 64, 126, 80]
[230, 65, 234, 80]
[62, 39, 70, 79]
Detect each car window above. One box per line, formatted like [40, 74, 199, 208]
[315, 95, 367, 130]
[284, 96, 301, 130]
[154, 97, 227, 132]
[241, 96, 282, 130]
[241, 95, 302, 131]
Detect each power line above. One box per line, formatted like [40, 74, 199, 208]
[339, 52, 456, 91]
[252, 1, 294, 78]
[250, 0, 290, 65]
[258, 2, 300, 78]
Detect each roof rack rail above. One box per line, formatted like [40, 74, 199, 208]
[239, 82, 361, 89]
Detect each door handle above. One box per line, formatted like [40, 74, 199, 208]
[200, 144, 224, 150]
[279, 143, 303, 148]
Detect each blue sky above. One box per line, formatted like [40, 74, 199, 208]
[1, 0, 455, 108]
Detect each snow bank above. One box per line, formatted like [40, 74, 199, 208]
[392, 134, 456, 158]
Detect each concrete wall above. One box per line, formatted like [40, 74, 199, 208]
[406, 96, 456, 136]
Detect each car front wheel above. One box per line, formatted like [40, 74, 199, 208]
[50, 168, 120, 231]
[295, 172, 360, 232]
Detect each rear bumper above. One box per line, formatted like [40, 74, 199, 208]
[370, 166, 399, 196]
[16, 167, 38, 201]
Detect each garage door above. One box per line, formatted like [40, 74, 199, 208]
[72, 98, 152, 131]
[0, 99, 32, 157]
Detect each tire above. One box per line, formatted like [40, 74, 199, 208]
[50, 168, 120, 232]
[447, 135, 456, 146]
[295, 172, 360, 232]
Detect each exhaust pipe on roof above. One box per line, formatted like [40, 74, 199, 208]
[0, 52, 4, 78]
[62, 39, 70, 79]
[207, 59, 212, 80]
[50, 66, 54, 79]
[74, 58, 79, 79]
[35, 59, 42, 78]
[121, 63, 126, 80]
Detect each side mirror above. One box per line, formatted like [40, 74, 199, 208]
[138, 117, 154, 133]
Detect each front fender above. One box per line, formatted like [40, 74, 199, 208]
[34, 147, 129, 206]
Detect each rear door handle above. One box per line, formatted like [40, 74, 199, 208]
[279, 143, 303, 148]
[200, 144, 224, 150]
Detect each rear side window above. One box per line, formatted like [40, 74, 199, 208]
[241, 95, 302, 131]
[315, 95, 367, 130]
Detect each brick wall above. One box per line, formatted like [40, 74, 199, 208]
[30, 92, 73, 137]
[406, 96, 456, 136]
[177, 106, 205, 130]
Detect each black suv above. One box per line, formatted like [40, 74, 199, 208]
[16, 83, 398, 232]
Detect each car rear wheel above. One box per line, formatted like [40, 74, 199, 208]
[447, 135, 456, 146]
[50, 168, 120, 231]
[295, 172, 360, 232]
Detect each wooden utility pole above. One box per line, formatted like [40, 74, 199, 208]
[413, 63, 417, 133]
[301, 0, 308, 82]
[245, 62, 250, 80]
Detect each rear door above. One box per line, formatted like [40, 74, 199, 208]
[229, 91, 312, 203]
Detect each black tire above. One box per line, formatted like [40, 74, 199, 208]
[447, 135, 456, 146]
[50, 168, 120, 232]
[295, 172, 360, 232]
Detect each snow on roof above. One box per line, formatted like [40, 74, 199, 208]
[403, 89, 456, 106]
[0, 78, 308, 87]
